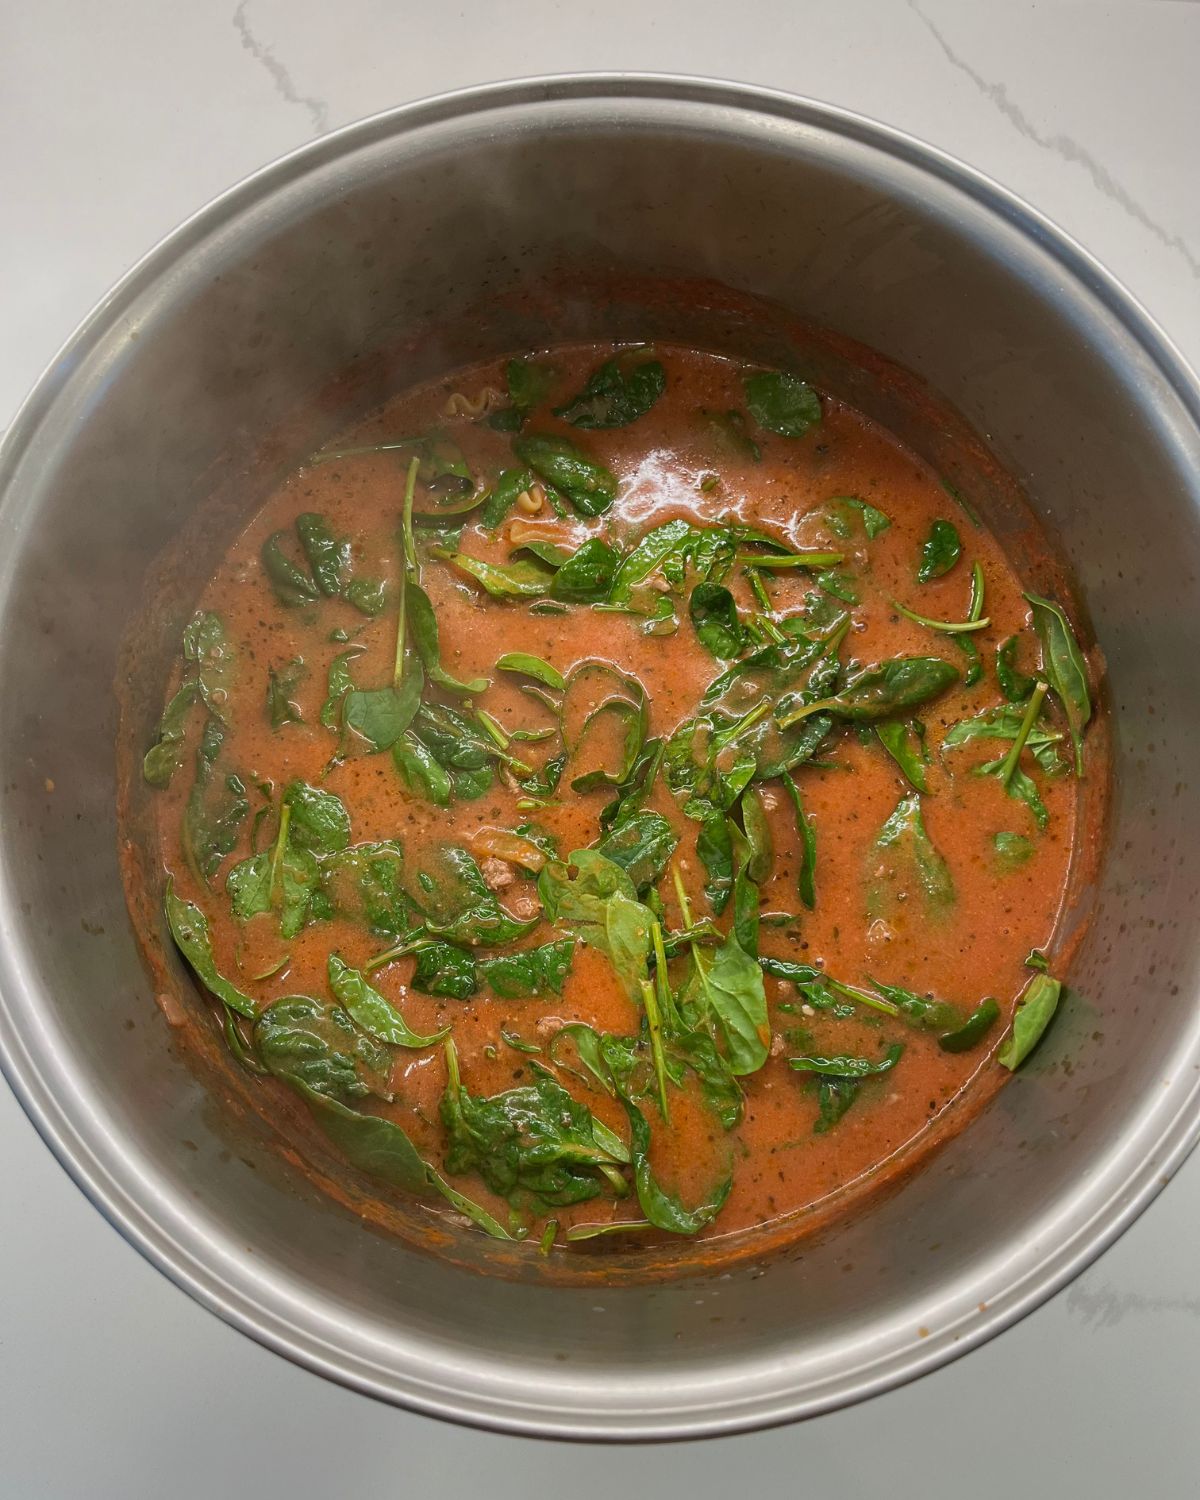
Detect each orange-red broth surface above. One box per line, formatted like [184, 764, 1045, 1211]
[153, 345, 1078, 1250]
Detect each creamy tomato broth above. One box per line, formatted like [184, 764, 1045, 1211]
[143, 344, 1093, 1253]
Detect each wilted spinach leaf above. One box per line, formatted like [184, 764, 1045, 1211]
[267, 659, 306, 728]
[596, 810, 679, 895]
[164, 879, 256, 1019]
[917, 519, 962, 582]
[261, 530, 320, 606]
[296, 512, 350, 596]
[254, 993, 393, 1102]
[743, 370, 822, 438]
[327, 953, 448, 1047]
[183, 720, 248, 884]
[408, 844, 538, 947]
[875, 719, 929, 792]
[513, 433, 618, 516]
[996, 634, 1036, 704]
[866, 793, 955, 921]
[144, 682, 199, 787]
[411, 940, 477, 1000]
[441, 1044, 629, 1209]
[623, 1097, 730, 1234]
[550, 537, 621, 602]
[538, 850, 653, 1002]
[823, 495, 890, 541]
[479, 940, 575, 1000]
[997, 972, 1062, 1068]
[780, 656, 959, 728]
[1025, 592, 1091, 774]
[690, 582, 749, 660]
[554, 352, 666, 429]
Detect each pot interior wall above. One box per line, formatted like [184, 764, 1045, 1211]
[1, 84, 1198, 1430]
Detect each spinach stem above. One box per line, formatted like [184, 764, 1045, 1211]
[268, 802, 291, 906]
[364, 934, 432, 974]
[565, 1218, 654, 1241]
[711, 698, 771, 752]
[890, 600, 991, 634]
[746, 567, 773, 614]
[999, 679, 1049, 787]
[651, 919, 681, 1032]
[393, 455, 420, 687]
[639, 964, 672, 1125]
[967, 561, 986, 622]
[733, 551, 844, 569]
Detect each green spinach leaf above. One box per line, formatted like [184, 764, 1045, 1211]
[554, 353, 666, 429]
[254, 993, 393, 1102]
[997, 972, 1063, 1069]
[164, 879, 257, 1018]
[780, 656, 959, 728]
[996, 634, 1037, 703]
[1025, 593, 1091, 774]
[538, 850, 653, 1002]
[780, 772, 817, 909]
[918, 519, 961, 582]
[442, 1043, 629, 1209]
[743, 370, 822, 438]
[296, 512, 350, 596]
[267, 659, 306, 728]
[144, 682, 199, 787]
[690, 582, 748, 660]
[866, 793, 955, 921]
[550, 537, 621, 602]
[875, 719, 929, 792]
[623, 1097, 730, 1234]
[513, 433, 618, 517]
[411, 940, 478, 1000]
[327, 953, 448, 1047]
[479, 940, 575, 1000]
[596, 810, 678, 895]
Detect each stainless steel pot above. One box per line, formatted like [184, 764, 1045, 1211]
[1, 77, 1198, 1441]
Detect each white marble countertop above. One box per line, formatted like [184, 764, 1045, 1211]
[3, 3, 1198, 1493]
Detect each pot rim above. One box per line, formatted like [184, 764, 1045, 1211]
[2, 72, 1199, 1441]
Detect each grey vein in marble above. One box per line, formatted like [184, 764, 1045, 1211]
[910, 0, 1200, 280]
[233, 0, 329, 136]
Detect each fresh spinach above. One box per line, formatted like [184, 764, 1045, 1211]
[513, 433, 618, 516]
[267, 659, 306, 728]
[283, 781, 351, 853]
[261, 531, 320, 606]
[779, 656, 959, 728]
[411, 940, 477, 1000]
[480, 466, 537, 530]
[294, 1085, 514, 1238]
[254, 994, 393, 1102]
[496, 652, 566, 691]
[183, 720, 248, 884]
[917, 519, 962, 582]
[296, 512, 350, 597]
[788, 1043, 903, 1078]
[780, 772, 817, 908]
[997, 972, 1063, 1069]
[327, 953, 449, 1047]
[623, 1097, 731, 1234]
[596, 810, 679, 895]
[1025, 593, 1091, 774]
[479, 940, 575, 1000]
[144, 682, 198, 787]
[875, 719, 929, 792]
[690, 582, 749, 660]
[538, 850, 653, 1002]
[743, 370, 822, 438]
[938, 997, 1001, 1053]
[866, 793, 955, 920]
[441, 1043, 629, 1209]
[993, 830, 1034, 869]
[996, 634, 1036, 703]
[433, 547, 556, 600]
[823, 495, 891, 541]
[408, 844, 539, 947]
[554, 352, 666, 429]
[550, 538, 621, 602]
[488, 359, 556, 432]
[164, 879, 256, 1018]
[406, 580, 489, 694]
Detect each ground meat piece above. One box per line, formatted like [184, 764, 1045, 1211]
[480, 857, 515, 891]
